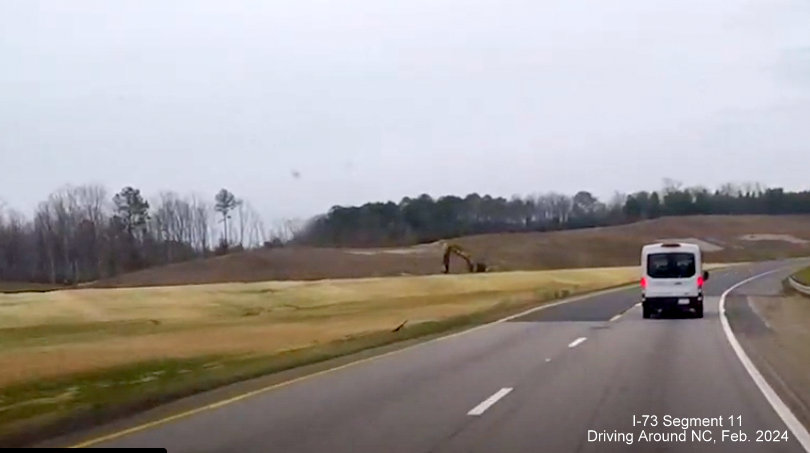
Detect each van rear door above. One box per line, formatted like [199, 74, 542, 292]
[645, 252, 698, 298]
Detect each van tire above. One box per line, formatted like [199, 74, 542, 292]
[694, 303, 703, 318]
[642, 305, 652, 319]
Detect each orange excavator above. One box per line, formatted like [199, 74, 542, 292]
[442, 243, 487, 274]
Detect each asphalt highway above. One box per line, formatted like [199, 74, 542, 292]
[68, 260, 810, 452]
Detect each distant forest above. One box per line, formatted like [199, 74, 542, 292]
[296, 181, 810, 246]
[2, 180, 810, 284]
[0, 185, 275, 284]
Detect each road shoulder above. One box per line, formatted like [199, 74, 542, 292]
[726, 280, 810, 432]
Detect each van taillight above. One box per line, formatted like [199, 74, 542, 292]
[640, 277, 647, 289]
[697, 276, 704, 288]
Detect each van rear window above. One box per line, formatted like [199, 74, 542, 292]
[647, 253, 696, 279]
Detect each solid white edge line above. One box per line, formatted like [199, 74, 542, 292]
[719, 268, 810, 452]
[568, 337, 587, 348]
[467, 388, 513, 416]
[609, 314, 622, 322]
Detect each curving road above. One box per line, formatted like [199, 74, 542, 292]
[64, 260, 810, 452]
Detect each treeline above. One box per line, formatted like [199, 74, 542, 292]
[0, 185, 273, 284]
[296, 181, 810, 246]
[5, 179, 810, 283]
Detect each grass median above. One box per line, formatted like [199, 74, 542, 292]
[792, 266, 810, 286]
[3, 265, 746, 444]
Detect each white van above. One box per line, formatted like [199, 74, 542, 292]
[640, 242, 709, 318]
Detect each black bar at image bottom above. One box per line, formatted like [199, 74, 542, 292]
[0, 447, 166, 453]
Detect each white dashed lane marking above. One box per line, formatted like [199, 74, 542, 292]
[467, 388, 513, 416]
[568, 337, 587, 348]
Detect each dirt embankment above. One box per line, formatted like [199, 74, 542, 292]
[91, 215, 810, 288]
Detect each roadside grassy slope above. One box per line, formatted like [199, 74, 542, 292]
[91, 215, 810, 288]
[0, 266, 647, 441]
[793, 266, 810, 285]
[0, 267, 643, 387]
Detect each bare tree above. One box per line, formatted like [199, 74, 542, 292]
[43, 189, 79, 283]
[191, 194, 213, 254]
[274, 218, 304, 243]
[741, 181, 766, 196]
[234, 201, 267, 248]
[34, 201, 58, 283]
[72, 184, 108, 279]
[718, 182, 742, 197]
[152, 192, 178, 261]
[0, 184, 269, 283]
[0, 207, 32, 281]
[547, 193, 572, 225]
[236, 199, 247, 247]
[662, 178, 683, 195]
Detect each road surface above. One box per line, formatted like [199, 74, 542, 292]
[67, 260, 810, 452]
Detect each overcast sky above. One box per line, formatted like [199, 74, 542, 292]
[1, 0, 809, 224]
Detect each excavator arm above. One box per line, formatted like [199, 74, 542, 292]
[442, 243, 486, 274]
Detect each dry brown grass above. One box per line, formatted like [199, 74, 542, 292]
[0, 263, 746, 441]
[90, 215, 810, 288]
[0, 267, 645, 387]
[793, 267, 810, 286]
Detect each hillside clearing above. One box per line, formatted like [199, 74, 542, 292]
[89, 215, 810, 288]
[793, 267, 810, 286]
